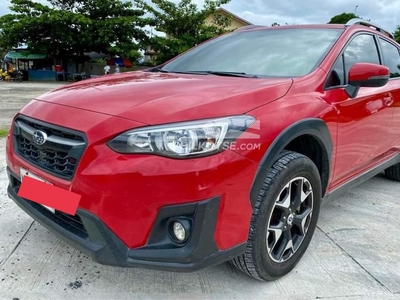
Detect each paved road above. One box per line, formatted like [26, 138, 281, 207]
[0, 82, 65, 129]
[0, 83, 400, 299]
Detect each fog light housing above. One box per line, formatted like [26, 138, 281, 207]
[169, 218, 191, 243]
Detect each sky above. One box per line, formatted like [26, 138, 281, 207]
[0, 0, 399, 33]
[219, 0, 400, 33]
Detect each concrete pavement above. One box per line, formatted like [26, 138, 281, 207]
[0, 83, 400, 299]
[0, 82, 65, 129]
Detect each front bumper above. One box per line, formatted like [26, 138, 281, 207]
[7, 104, 257, 257]
[7, 167, 245, 271]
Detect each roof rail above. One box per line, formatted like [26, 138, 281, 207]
[346, 18, 394, 39]
[235, 25, 265, 32]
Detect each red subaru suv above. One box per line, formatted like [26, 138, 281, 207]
[5, 19, 400, 281]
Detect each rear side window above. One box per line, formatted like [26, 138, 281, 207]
[378, 37, 400, 78]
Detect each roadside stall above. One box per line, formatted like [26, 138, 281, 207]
[4, 51, 48, 81]
[3, 51, 92, 82]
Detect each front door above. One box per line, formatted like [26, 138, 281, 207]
[324, 33, 394, 188]
[377, 36, 400, 151]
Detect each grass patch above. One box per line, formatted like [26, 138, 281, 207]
[0, 129, 8, 138]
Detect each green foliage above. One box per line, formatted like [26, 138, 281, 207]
[134, 0, 232, 65]
[327, 12, 358, 24]
[0, 0, 148, 57]
[394, 25, 400, 44]
[0, 129, 8, 138]
[271, 22, 280, 27]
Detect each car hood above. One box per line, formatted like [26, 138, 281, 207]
[36, 71, 293, 125]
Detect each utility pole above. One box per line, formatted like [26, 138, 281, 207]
[355, 5, 359, 15]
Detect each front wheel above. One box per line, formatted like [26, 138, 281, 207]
[384, 163, 400, 181]
[230, 151, 322, 281]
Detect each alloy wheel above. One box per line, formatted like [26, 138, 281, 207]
[266, 176, 314, 263]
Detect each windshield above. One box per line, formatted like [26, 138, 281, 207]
[161, 28, 343, 77]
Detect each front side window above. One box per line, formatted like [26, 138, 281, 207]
[343, 34, 380, 73]
[328, 54, 345, 87]
[161, 28, 343, 77]
[327, 34, 381, 88]
[378, 37, 400, 78]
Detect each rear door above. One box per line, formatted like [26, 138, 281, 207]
[324, 33, 394, 187]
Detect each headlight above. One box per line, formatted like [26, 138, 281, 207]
[107, 116, 255, 158]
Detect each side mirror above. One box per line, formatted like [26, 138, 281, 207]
[345, 63, 390, 98]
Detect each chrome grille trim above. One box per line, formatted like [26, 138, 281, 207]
[12, 116, 87, 180]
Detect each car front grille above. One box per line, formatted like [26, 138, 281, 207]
[13, 116, 87, 180]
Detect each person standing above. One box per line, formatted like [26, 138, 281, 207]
[115, 63, 120, 74]
[7, 61, 14, 74]
[104, 65, 110, 75]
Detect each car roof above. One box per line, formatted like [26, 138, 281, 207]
[235, 19, 395, 41]
[235, 24, 345, 32]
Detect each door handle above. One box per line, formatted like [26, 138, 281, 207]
[384, 94, 393, 106]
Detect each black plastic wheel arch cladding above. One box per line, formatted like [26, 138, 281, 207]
[249, 118, 333, 209]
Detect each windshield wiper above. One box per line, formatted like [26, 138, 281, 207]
[155, 68, 169, 73]
[206, 71, 258, 78]
[155, 69, 258, 78]
[169, 70, 258, 78]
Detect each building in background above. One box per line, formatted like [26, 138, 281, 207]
[205, 7, 253, 30]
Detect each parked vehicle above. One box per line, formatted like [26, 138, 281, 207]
[5, 19, 400, 281]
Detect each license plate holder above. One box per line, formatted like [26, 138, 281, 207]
[20, 168, 55, 213]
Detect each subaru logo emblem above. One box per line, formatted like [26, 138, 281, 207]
[32, 130, 47, 146]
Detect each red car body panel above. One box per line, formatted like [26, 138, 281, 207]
[5, 23, 400, 271]
[36, 73, 293, 125]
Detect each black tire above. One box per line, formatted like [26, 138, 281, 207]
[0, 76, 3, 82]
[384, 163, 400, 181]
[230, 150, 322, 281]
[15, 74, 23, 83]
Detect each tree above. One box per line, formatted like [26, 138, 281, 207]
[271, 22, 280, 27]
[0, 0, 148, 58]
[327, 12, 358, 24]
[394, 25, 400, 44]
[134, 0, 232, 65]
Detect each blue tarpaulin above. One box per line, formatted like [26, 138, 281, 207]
[107, 57, 132, 67]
